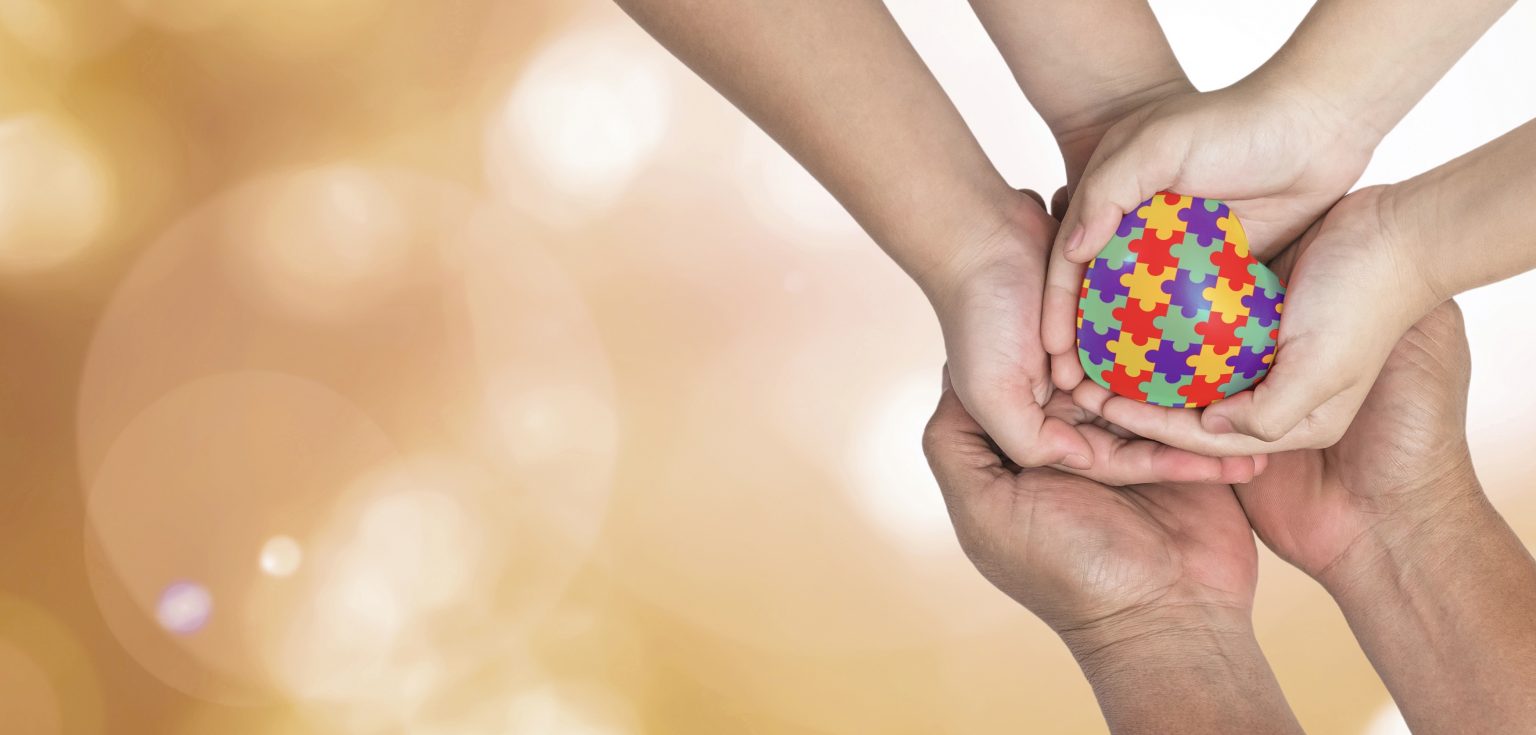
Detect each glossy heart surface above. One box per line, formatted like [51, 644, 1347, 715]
[1077, 192, 1285, 408]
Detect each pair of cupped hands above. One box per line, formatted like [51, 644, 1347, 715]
[923, 80, 1472, 650]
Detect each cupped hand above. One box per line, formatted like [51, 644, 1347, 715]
[923, 376, 1259, 639]
[1077, 185, 1441, 455]
[933, 190, 1262, 483]
[1041, 81, 1377, 389]
[1235, 301, 1478, 586]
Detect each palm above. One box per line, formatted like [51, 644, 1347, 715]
[1236, 303, 1471, 577]
[956, 466, 1257, 628]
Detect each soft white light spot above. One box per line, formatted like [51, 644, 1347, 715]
[258, 535, 303, 577]
[845, 372, 951, 551]
[489, 24, 672, 220]
[0, 115, 113, 273]
[156, 582, 212, 634]
[1362, 701, 1408, 735]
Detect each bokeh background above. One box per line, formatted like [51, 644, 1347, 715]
[2, 0, 1535, 732]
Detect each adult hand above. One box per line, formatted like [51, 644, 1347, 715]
[923, 376, 1302, 734]
[1041, 82, 1376, 389]
[1078, 185, 1440, 455]
[1232, 301, 1536, 732]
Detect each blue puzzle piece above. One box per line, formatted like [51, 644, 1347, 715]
[1161, 268, 1218, 319]
[1078, 319, 1120, 365]
[1226, 344, 1275, 381]
[1243, 287, 1284, 326]
[1147, 340, 1200, 380]
[1085, 258, 1135, 302]
[1116, 206, 1148, 238]
[1177, 197, 1229, 246]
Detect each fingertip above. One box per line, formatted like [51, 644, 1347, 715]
[1051, 351, 1084, 392]
[1253, 453, 1270, 475]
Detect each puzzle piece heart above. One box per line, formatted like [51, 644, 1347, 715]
[1076, 192, 1285, 408]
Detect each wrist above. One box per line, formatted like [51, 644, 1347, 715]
[1051, 77, 1195, 184]
[1317, 467, 1488, 600]
[1057, 602, 1255, 679]
[915, 189, 1053, 313]
[1236, 70, 1383, 163]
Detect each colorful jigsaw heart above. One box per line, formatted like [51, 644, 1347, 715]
[1076, 192, 1286, 408]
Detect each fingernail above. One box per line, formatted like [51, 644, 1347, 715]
[1063, 453, 1092, 470]
[1063, 224, 1085, 256]
[1206, 415, 1235, 434]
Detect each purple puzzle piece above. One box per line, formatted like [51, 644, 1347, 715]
[1226, 344, 1275, 380]
[1147, 340, 1200, 379]
[1177, 198, 1229, 246]
[1116, 202, 1150, 238]
[1085, 258, 1135, 302]
[1243, 288, 1284, 325]
[1078, 320, 1120, 365]
[1161, 269, 1218, 319]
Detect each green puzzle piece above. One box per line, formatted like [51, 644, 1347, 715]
[1144, 372, 1194, 408]
[1080, 290, 1127, 329]
[1079, 348, 1114, 381]
[1170, 231, 1222, 279]
[1153, 307, 1205, 351]
[1235, 316, 1275, 347]
[1099, 227, 1138, 270]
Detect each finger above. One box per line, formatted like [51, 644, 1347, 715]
[1070, 379, 1116, 415]
[1098, 395, 1282, 456]
[1199, 345, 1344, 443]
[1050, 349, 1085, 392]
[1054, 133, 1183, 265]
[1050, 186, 1069, 221]
[1041, 240, 1086, 359]
[954, 381, 1095, 471]
[923, 385, 1006, 494]
[1019, 188, 1047, 212]
[1066, 422, 1229, 485]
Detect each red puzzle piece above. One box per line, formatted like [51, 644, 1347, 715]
[1194, 310, 1246, 350]
[1209, 240, 1258, 286]
[1112, 297, 1170, 339]
[1178, 373, 1232, 407]
[1127, 228, 1181, 272]
[1105, 363, 1152, 401]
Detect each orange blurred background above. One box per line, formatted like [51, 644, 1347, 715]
[2, 1, 1535, 733]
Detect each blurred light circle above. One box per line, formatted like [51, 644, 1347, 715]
[1364, 702, 1409, 735]
[0, 639, 62, 735]
[229, 165, 416, 323]
[155, 583, 213, 635]
[80, 168, 618, 715]
[0, 114, 113, 273]
[844, 371, 953, 554]
[84, 371, 401, 704]
[258, 536, 303, 578]
[486, 22, 672, 224]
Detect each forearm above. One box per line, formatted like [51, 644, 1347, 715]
[1061, 607, 1303, 735]
[1384, 117, 1536, 301]
[1322, 481, 1536, 732]
[967, 0, 1191, 179]
[613, 0, 1019, 290]
[1248, 0, 1514, 141]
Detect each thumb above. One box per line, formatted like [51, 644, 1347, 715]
[1199, 345, 1342, 443]
[1054, 131, 1183, 264]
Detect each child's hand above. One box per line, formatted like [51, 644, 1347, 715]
[1075, 186, 1440, 455]
[931, 190, 1263, 482]
[1041, 82, 1376, 389]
